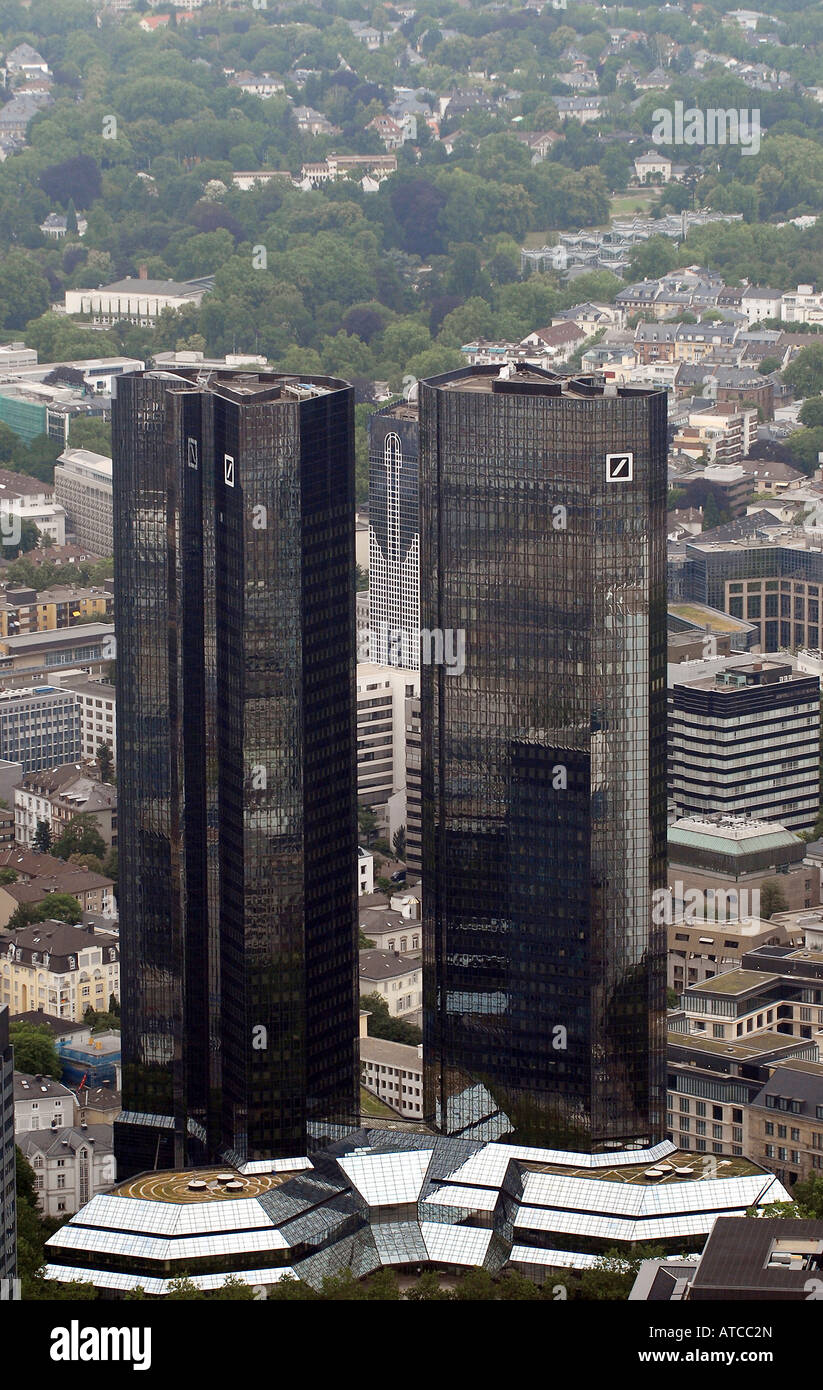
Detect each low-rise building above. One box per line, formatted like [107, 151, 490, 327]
[14, 763, 117, 849]
[667, 815, 819, 927]
[0, 920, 119, 1020]
[358, 846, 374, 897]
[0, 623, 115, 678]
[18, 1123, 115, 1217]
[13, 1070, 77, 1132]
[0, 584, 112, 638]
[64, 276, 213, 326]
[360, 1035, 423, 1118]
[0, 467, 65, 545]
[358, 949, 421, 1016]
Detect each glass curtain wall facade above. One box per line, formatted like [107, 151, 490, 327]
[419, 365, 668, 1152]
[368, 403, 420, 669]
[112, 369, 359, 1176]
[0, 1006, 15, 1283]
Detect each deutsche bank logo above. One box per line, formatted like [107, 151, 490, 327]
[224, 454, 235, 487]
[187, 438, 198, 470]
[606, 452, 633, 482]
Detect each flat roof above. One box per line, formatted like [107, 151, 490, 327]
[113, 1166, 299, 1203]
[690, 969, 780, 996]
[424, 362, 663, 399]
[668, 1029, 808, 1059]
[141, 368, 350, 404]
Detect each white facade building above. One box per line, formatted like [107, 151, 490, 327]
[64, 276, 212, 326]
[53, 448, 113, 556]
[356, 664, 419, 838]
[360, 1036, 424, 1117]
[14, 1071, 77, 1133]
[18, 1125, 115, 1217]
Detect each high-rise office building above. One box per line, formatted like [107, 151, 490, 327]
[419, 364, 668, 1152]
[368, 402, 419, 669]
[0, 1005, 15, 1285]
[112, 368, 359, 1176]
[669, 656, 820, 831]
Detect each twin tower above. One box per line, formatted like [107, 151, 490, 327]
[112, 364, 668, 1177]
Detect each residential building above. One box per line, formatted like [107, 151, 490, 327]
[358, 846, 374, 896]
[419, 363, 667, 1149]
[0, 921, 120, 1020]
[0, 1006, 14, 1284]
[740, 286, 782, 325]
[0, 584, 112, 638]
[76, 1081, 121, 1127]
[0, 467, 65, 545]
[668, 658, 820, 831]
[358, 900, 421, 954]
[14, 764, 117, 849]
[781, 284, 823, 326]
[634, 150, 673, 182]
[39, 212, 87, 239]
[0, 685, 81, 772]
[18, 1124, 115, 1217]
[13, 1071, 77, 1132]
[368, 401, 419, 669]
[64, 275, 213, 326]
[360, 1036, 424, 1117]
[53, 449, 113, 555]
[358, 949, 421, 1017]
[112, 367, 359, 1175]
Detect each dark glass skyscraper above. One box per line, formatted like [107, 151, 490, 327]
[112, 368, 359, 1175]
[419, 364, 667, 1152]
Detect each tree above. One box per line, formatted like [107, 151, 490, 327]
[8, 1023, 62, 1079]
[758, 356, 782, 375]
[68, 418, 112, 456]
[376, 876, 393, 895]
[39, 155, 102, 209]
[96, 742, 114, 783]
[759, 879, 789, 918]
[787, 427, 823, 476]
[8, 894, 83, 930]
[53, 813, 107, 862]
[33, 820, 52, 854]
[666, 987, 680, 1009]
[799, 396, 823, 429]
[360, 991, 421, 1045]
[358, 801, 378, 846]
[0, 867, 17, 884]
[392, 827, 406, 861]
[0, 422, 18, 461]
[2, 518, 42, 559]
[784, 344, 823, 398]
